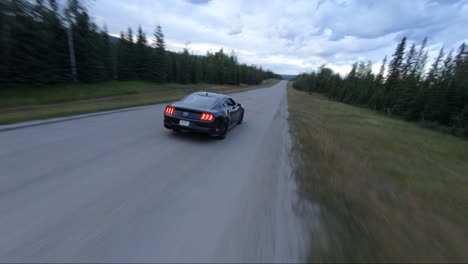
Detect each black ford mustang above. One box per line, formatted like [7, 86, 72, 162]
[163, 92, 244, 139]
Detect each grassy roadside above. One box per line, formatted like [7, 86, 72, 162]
[0, 79, 279, 125]
[287, 81, 468, 262]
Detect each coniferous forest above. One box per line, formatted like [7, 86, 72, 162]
[0, 0, 278, 87]
[294, 37, 468, 137]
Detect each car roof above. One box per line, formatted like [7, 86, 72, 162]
[191, 91, 228, 99]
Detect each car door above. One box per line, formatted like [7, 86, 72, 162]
[226, 98, 241, 123]
[220, 99, 232, 124]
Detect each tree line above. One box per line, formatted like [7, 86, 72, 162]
[294, 37, 468, 137]
[0, 0, 278, 87]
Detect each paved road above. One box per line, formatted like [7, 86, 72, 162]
[0, 80, 306, 262]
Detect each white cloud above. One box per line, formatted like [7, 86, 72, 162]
[89, 0, 468, 75]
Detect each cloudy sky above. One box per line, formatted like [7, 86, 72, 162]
[89, 0, 468, 75]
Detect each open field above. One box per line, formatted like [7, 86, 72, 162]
[287, 82, 468, 262]
[0, 79, 279, 124]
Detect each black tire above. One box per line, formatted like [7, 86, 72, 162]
[217, 122, 228, 140]
[238, 111, 244, 124]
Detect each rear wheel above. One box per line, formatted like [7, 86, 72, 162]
[217, 122, 228, 140]
[238, 111, 244, 124]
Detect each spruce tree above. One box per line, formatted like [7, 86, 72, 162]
[135, 25, 149, 80]
[402, 43, 417, 78]
[423, 47, 445, 122]
[165, 51, 175, 82]
[406, 38, 429, 120]
[452, 43, 468, 117]
[393, 43, 418, 115]
[413, 37, 428, 80]
[440, 50, 457, 124]
[125, 27, 136, 79]
[116, 31, 127, 80]
[152, 25, 166, 82]
[385, 36, 406, 112]
[101, 25, 113, 80]
[369, 56, 387, 110]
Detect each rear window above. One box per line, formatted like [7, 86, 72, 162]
[181, 94, 219, 108]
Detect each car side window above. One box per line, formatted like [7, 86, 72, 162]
[226, 98, 235, 106]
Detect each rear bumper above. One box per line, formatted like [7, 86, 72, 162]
[164, 115, 221, 136]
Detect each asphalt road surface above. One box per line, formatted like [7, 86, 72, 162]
[0, 80, 307, 262]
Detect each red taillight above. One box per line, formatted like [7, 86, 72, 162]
[200, 113, 214, 121]
[165, 106, 175, 115]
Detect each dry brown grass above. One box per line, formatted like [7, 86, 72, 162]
[288, 82, 468, 262]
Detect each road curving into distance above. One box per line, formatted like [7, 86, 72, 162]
[0, 80, 308, 262]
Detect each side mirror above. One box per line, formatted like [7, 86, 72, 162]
[237, 103, 242, 107]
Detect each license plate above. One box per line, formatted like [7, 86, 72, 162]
[179, 120, 190, 126]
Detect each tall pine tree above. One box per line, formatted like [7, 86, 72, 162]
[151, 25, 166, 82]
[135, 25, 149, 80]
[385, 36, 406, 112]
